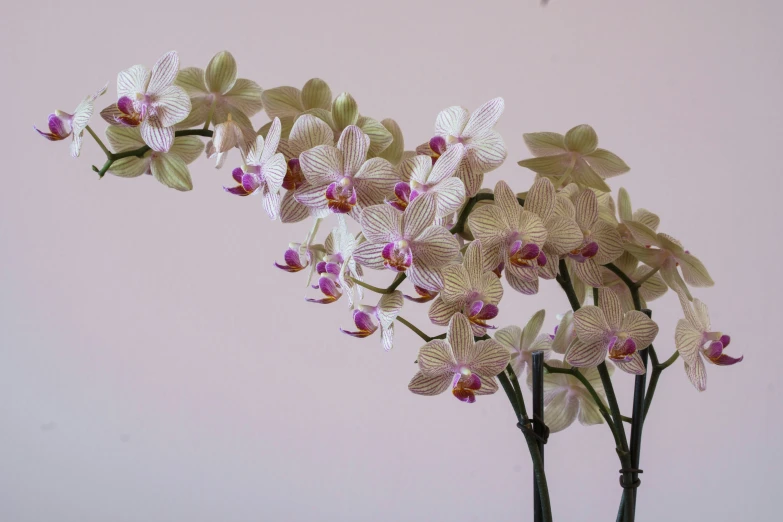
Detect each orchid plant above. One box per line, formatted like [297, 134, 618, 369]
[36, 50, 743, 522]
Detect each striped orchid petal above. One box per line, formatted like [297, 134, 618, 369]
[360, 204, 402, 243]
[403, 195, 437, 240]
[462, 98, 504, 138]
[337, 125, 369, 177]
[435, 106, 469, 137]
[205, 51, 238, 94]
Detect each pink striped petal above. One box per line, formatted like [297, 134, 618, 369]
[337, 125, 369, 177]
[147, 51, 179, 94]
[462, 98, 504, 138]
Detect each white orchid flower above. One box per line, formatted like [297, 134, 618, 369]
[495, 309, 553, 377]
[276, 114, 336, 223]
[296, 126, 398, 220]
[428, 239, 503, 336]
[417, 98, 507, 197]
[390, 143, 466, 218]
[105, 126, 203, 191]
[675, 295, 742, 391]
[518, 124, 630, 192]
[35, 83, 108, 158]
[100, 51, 191, 152]
[527, 360, 611, 433]
[223, 118, 287, 219]
[567, 289, 659, 375]
[340, 291, 403, 351]
[353, 195, 460, 292]
[409, 313, 510, 403]
[175, 51, 263, 133]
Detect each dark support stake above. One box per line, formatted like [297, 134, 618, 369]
[532, 352, 546, 522]
[627, 309, 652, 517]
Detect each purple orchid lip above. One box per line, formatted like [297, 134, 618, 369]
[382, 241, 413, 272]
[35, 113, 72, 141]
[326, 181, 358, 214]
[720, 334, 731, 347]
[452, 373, 482, 403]
[275, 247, 307, 272]
[429, 135, 447, 156]
[509, 241, 542, 267]
[340, 309, 378, 337]
[403, 285, 438, 303]
[607, 336, 637, 361]
[282, 158, 304, 191]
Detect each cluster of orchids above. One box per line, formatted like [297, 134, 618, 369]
[36, 50, 742, 522]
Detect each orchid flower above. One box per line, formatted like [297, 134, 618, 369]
[567, 289, 659, 374]
[416, 98, 507, 197]
[527, 359, 611, 433]
[261, 78, 333, 137]
[353, 195, 461, 292]
[340, 291, 403, 351]
[560, 186, 624, 288]
[104, 126, 203, 191]
[495, 309, 552, 377]
[100, 51, 191, 152]
[409, 313, 510, 403]
[175, 51, 263, 133]
[263, 84, 393, 157]
[295, 126, 398, 219]
[276, 114, 336, 223]
[306, 219, 362, 306]
[428, 240, 503, 336]
[517, 124, 630, 192]
[467, 180, 581, 295]
[600, 252, 667, 311]
[35, 83, 108, 158]
[623, 226, 713, 301]
[223, 118, 286, 219]
[551, 311, 577, 354]
[377, 118, 412, 166]
[391, 143, 466, 218]
[675, 295, 742, 391]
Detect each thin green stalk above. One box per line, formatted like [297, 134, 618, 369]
[448, 193, 525, 235]
[498, 371, 553, 522]
[395, 316, 436, 342]
[89, 129, 214, 178]
[643, 347, 679, 419]
[350, 273, 406, 295]
[598, 362, 634, 522]
[555, 258, 582, 311]
[85, 125, 111, 157]
[603, 262, 641, 310]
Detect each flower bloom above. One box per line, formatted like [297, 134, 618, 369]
[104, 126, 203, 191]
[295, 126, 398, 219]
[224, 118, 287, 219]
[175, 50, 263, 133]
[340, 291, 403, 351]
[305, 219, 363, 306]
[528, 360, 611, 433]
[675, 295, 742, 391]
[517, 124, 630, 192]
[495, 309, 553, 377]
[35, 83, 108, 158]
[428, 239, 503, 335]
[624, 227, 713, 301]
[416, 98, 507, 197]
[567, 289, 659, 374]
[101, 51, 191, 152]
[468, 180, 581, 295]
[409, 313, 511, 403]
[392, 143, 466, 217]
[261, 78, 334, 136]
[276, 114, 336, 223]
[353, 195, 460, 292]
[561, 186, 624, 288]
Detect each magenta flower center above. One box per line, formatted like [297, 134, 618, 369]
[508, 240, 547, 268]
[326, 177, 357, 214]
[606, 335, 637, 362]
[382, 239, 413, 272]
[452, 370, 481, 403]
[568, 239, 600, 263]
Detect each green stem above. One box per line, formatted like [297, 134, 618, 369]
[497, 371, 553, 522]
[395, 316, 441, 343]
[643, 347, 679, 419]
[603, 262, 641, 310]
[89, 129, 214, 178]
[350, 273, 406, 295]
[448, 193, 525, 235]
[555, 258, 582, 311]
[598, 362, 635, 522]
[85, 125, 111, 157]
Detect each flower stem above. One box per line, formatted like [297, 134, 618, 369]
[350, 273, 407, 295]
[448, 193, 525, 236]
[497, 371, 552, 522]
[85, 125, 111, 157]
[555, 258, 582, 311]
[395, 315, 438, 342]
[643, 347, 679, 419]
[603, 262, 641, 310]
[89, 128, 214, 178]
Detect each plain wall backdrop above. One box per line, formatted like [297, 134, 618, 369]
[1, 1, 780, 521]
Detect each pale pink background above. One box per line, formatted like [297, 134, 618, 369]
[1, 1, 780, 521]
